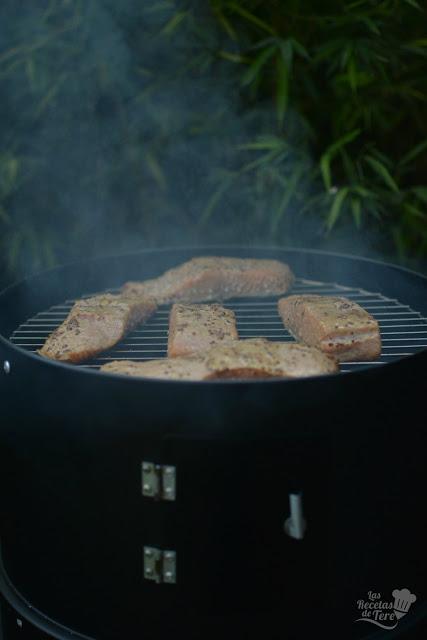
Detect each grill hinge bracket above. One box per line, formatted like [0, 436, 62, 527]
[142, 462, 176, 501]
[144, 547, 176, 584]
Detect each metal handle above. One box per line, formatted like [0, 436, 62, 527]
[284, 492, 306, 540]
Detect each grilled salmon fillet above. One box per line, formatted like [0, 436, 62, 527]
[168, 303, 238, 357]
[101, 338, 338, 380]
[278, 295, 381, 362]
[39, 294, 156, 363]
[123, 256, 294, 303]
[101, 354, 209, 381]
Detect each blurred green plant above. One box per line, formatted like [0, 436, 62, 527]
[0, 0, 426, 284]
[207, 0, 427, 260]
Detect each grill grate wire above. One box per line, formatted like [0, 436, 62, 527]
[9, 278, 427, 374]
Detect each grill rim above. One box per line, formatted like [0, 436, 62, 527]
[1, 245, 427, 386]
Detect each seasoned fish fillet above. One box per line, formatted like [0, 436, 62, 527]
[168, 303, 238, 357]
[204, 339, 338, 379]
[278, 295, 381, 362]
[101, 354, 208, 381]
[39, 294, 156, 363]
[101, 338, 338, 380]
[123, 256, 294, 303]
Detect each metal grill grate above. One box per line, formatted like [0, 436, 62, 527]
[9, 278, 427, 374]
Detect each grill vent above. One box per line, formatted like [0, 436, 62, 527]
[9, 278, 427, 374]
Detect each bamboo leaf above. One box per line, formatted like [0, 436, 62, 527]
[43, 237, 56, 267]
[219, 51, 248, 64]
[404, 202, 426, 220]
[239, 149, 281, 173]
[370, 148, 393, 167]
[341, 149, 357, 182]
[402, 44, 427, 58]
[365, 155, 399, 192]
[403, 0, 421, 9]
[345, 0, 370, 10]
[320, 156, 332, 192]
[351, 185, 377, 199]
[365, 200, 384, 220]
[319, 129, 361, 191]
[161, 11, 187, 35]
[238, 137, 286, 152]
[225, 3, 276, 35]
[392, 226, 406, 260]
[0, 204, 11, 224]
[340, 44, 352, 70]
[0, 155, 19, 195]
[313, 39, 345, 63]
[278, 39, 293, 68]
[412, 187, 427, 204]
[350, 196, 362, 229]
[326, 187, 349, 230]
[7, 156, 19, 186]
[276, 55, 288, 128]
[399, 138, 427, 167]
[200, 175, 235, 225]
[347, 56, 358, 92]
[241, 45, 275, 87]
[27, 228, 41, 269]
[249, 37, 276, 51]
[214, 9, 238, 40]
[25, 58, 37, 91]
[271, 165, 305, 233]
[145, 152, 166, 190]
[8, 232, 23, 270]
[144, 2, 175, 13]
[362, 17, 381, 35]
[290, 38, 310, 60]
[34, 76, 66, 118]
[298, 193, 328, 218]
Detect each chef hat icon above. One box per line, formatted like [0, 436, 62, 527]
[392, 588, 417, 619]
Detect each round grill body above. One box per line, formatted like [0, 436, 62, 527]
[0, 247, 426, 639]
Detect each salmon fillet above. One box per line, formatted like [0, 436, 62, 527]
[100, 338, 338, 380]
[39, 294, 157, 363]
[123, 256, 294, 303]
[101, 354, 209, 381]
[168, 303, 238, 357]
[278, 295, 381, 362]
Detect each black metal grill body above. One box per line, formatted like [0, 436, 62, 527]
[0, 247, 426, 640]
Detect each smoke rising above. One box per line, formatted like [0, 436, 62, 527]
[1, 0, 422, 287]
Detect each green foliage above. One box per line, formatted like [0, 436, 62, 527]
[208, 0, 427, 260]
[0, 0, 426, 283]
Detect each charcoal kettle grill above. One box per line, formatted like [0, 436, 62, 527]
[0, 247, 426, 640]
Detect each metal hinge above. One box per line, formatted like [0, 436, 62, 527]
[144, 547, 177, 584]
[141, 462, 176, 501]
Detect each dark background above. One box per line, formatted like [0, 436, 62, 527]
[1, 0, 427, 290]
